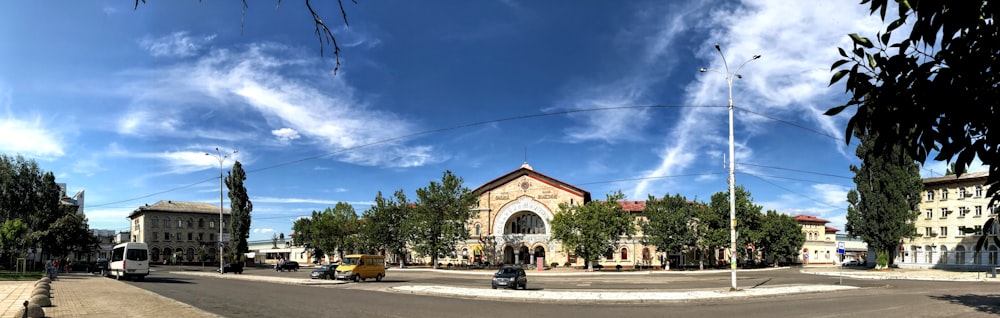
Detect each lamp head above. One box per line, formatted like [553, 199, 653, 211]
[752, 54, 761, 60]
[714, 43, 721, 51]
[699, 68, 708, 72]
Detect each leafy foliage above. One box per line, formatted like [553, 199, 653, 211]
[845, 129, 922, 263]
[708, 185, 763, 262]
[550, 191, 636, 269]
[308, 202, 360, 261]
[639, 194, 697, 266]
[360, 190, 412, 266]
[828, 0, 1000, 203]
[34, 213, 99, 259]
[408, 171, 477, 269]
[758, 210, 805, 265]
[973, 218, 1000, 255]
[0, 218, 30, 259]
[225, 161, 253, 262]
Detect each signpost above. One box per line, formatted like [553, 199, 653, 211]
[838, 242, 846, 284]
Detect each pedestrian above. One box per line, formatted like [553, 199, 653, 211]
[53, 258, 59, 277]
[65, 258, 70, 274]
[45, 259, 54, 280]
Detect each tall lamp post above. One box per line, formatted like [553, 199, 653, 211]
[206, 147, 237, 275]
[700, 43, 759, 291]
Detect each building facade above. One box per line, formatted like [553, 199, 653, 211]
[795, 215, 838, 265]
[127, 200, 232, 264]
[900, 171, 999, 269]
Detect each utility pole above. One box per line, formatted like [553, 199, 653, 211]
[700, 43, 760, 291]
[206, 147, 237, 274]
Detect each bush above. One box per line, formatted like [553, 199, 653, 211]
[550, 262, 559, 268]
[615, 264, 622, 271]
[563, 261, 572, 267]
[876, 252, 889, 270]
[446, 263, 453, 268]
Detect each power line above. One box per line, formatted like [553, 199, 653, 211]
[740, 172, 845, 210]
[737, 107, 842, 141]
[740, 162, 853, 179]
[576, 172, 727, 186]
[737, 171, 852, 187]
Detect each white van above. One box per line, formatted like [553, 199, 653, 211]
[108, 242, 150, 281]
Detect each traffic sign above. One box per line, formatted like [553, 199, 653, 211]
[837, 242, 845, 254]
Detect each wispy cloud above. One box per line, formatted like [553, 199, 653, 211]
[0, 116, 65, 159]
[271, 127, 301, 142]
[115, 40, 441, 168]
[138, 31, 217, 58]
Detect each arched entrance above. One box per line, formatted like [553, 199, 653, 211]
[503, 246, 514, 265]
[518, 246, 529, 264]
[533, 246, 545, 265]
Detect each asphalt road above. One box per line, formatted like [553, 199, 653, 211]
[122, 266, 1000, 317]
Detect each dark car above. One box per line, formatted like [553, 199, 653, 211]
[217, 263, 244, 274]
[69, 261, 93, 272]
[275, 261, 300, 272]
[491, 266, 527, 290]
[310, 264, 338, 279]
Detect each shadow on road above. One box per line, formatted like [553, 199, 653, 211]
[132, 276, 197, 284]
[929, 294, 1000, 315]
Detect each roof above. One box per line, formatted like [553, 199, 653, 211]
[472, 163, 591, 203]
[794, 214, 830, 224]
[825, 226, 839, 233]
[618, 200, 645, 212]
[923, 170, 989, 186]
[128, 200, 230, 219]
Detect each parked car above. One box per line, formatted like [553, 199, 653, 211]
[218, 263, 244, 274]
[310, 264, 338, 279]
[95, 258, 108, 275]
[841, 259, 859, 266]
[491, 266, 527, 290]
[69, 261, 93, 272]
[275, 261, 300, 272]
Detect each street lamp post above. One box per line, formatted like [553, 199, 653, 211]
[700, 43, 759, 291]
[206, 147, 237, 275]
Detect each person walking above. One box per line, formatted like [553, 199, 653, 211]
[53, 258, 60, 277]
[45, 258, 56, 280]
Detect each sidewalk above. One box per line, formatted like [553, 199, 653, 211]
[0, 273, 218, 318]
[801, 266, 1000, 282]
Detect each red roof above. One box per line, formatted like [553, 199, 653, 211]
[617, 200, 645, 211]
[825, 226, 839, 233]
[794, 214, 830, 224]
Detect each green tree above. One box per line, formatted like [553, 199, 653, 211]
[225, 161, 253, 262]
[708, 186, 763, 264]
[0, 218, 30, 266]
[409, 171, 477, 269]
[309, 202, 360, 262]
[198, 246, 209, 267]
[361, 190, 412, 268]
[639, 194, 697, 269]
[550, 191, 636, 270]
[827, 1, 1000, 201]
[291, 217, 313, 247]
[845, 129, 923, 268]
[689, 202, 718, 270]
[757, 210, 805, 266]
[34, 213, 99, 260]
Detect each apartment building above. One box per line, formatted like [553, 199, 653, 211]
[795, 215, 838, 264]
[127, 200, 232, 264]
[900, 171, 998, 269]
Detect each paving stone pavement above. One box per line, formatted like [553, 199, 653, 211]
[1, 273, 218, 318]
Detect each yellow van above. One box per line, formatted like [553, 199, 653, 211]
[334, 254, 386, 282]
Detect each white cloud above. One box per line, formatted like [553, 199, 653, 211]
[0, 116, 65, 158]
[138, 32, 217, 58]
[272, 127, 301, 142]
[102, 5, 118, 15]
[252, 228, 275, 234]
[115, 42, 438, 168]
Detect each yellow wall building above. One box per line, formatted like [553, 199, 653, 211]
[794, 215, 837, 265]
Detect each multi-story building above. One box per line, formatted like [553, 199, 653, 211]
[794, 215, 838, 264]
[901, 171, 998, 269]
[127, 200, 232, 264]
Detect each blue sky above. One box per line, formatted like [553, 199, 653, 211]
[0, 1, 976, 241]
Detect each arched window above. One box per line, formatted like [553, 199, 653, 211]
[642, 247, 651, 261]
[956, 245, 966, 264]
[506, 213, 545, 234]
[474, 223, 481, 236]
[187, 219, 193, 228]
[620, 247, 628, 261]
[939, 245, 949, 264]
[163, 217, 171, 229]
[990, 246, 999, 265]
[199, 218, 205, 228]
[151, 217, 159, 228]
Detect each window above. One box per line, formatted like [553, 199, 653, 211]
[959, 226, 967, 236]
[925, 227, 933, 237]
[925, 209, 933, 219]
[164, 217, 171, 229]
[621, 248, 629, 261]
[176, 232, 183, 241]
[926, 190, 935, 201]
[152, 232, 159, 241]
[199, 219, 205, 228]
[198, 233, 204, 241]
[177, 220, 183, 228]
[475, 223, 481, 236]
[959, 187, 967, 198]
[604, 249, 614, 260]
[134, 219, 140, 231]
[187, 219, 193, 228]
[940, 208, 949, 218]
[976, 186, 984, 197]
[991, 224, 998, 236]
[152, 217, 159, 228]
[959, 207, 969, 217]
[209, 233, 215, 241]
[209, 221, 215, 228]
[188, 232, 193, 241]
[940, 227, 948, 237]
[975, 225, 984, 236]
[941, 189, 948, 200]
[165, 232, 171, 240]
[976, 206, 983, 217]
